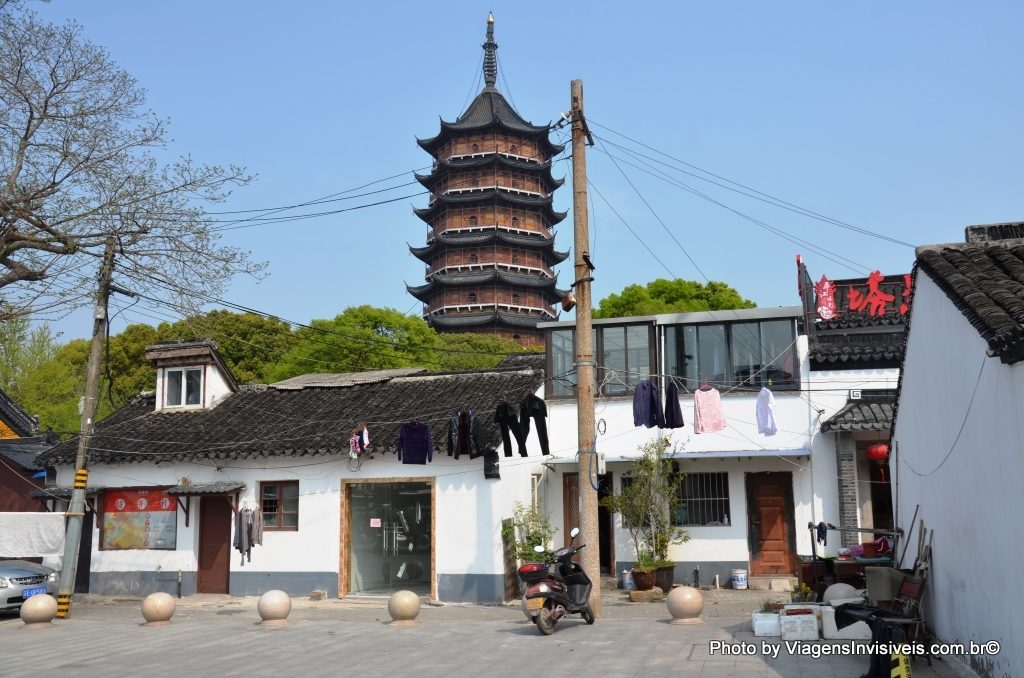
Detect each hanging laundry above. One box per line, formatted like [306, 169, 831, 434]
[483, 447, 501, 479]
[447, 410, 484, 459]
[632, 380, 665, 429]
[234, 507, 263, 566]
[756, 387, 778, 436]
[494, 401, 526, 457]
[816, 521, 828, 547]
[397, 420, 433, 464]
[519, 393, 551, 455]
[663, 380, 686, 429]
[693, 386, 726, 433]
[349, 424, 370, 459]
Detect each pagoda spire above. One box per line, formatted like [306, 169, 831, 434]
[482, 13, 498, 89]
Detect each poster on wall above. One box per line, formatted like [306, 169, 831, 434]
[102, 488, 177, 550]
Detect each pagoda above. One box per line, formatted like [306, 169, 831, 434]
[407, 14, 567, 348]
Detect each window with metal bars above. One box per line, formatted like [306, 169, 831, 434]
[260, 480, 299, 530]
[673, 472, 730, 527]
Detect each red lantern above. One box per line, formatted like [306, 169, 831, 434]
[866, 443, 890, 462]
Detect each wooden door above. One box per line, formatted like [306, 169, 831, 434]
[562, 472, 579, 547]
[745, 472, 796, 575]
[198, 497, 232, 593]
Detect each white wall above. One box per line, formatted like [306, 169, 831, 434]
[54, 427, 549, 583]
[893, 272, 1023, 678]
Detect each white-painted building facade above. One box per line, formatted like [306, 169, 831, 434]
[890, 223, 1024, 678]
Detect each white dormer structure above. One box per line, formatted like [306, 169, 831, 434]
[144, 340, 238, 412]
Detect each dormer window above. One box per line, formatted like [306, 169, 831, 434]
[166, 368, 203, 407]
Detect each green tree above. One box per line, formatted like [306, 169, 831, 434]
[0, 314, 81, 436]
[267, 306, 436, 381]
[156, 310, 292, 384]
[431, 332, 526, 372]
[593, 279, 756, 319]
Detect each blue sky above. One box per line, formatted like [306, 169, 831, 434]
[32, 1, 1024, 340]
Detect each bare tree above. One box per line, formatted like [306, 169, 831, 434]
[0, 8, 264, 319]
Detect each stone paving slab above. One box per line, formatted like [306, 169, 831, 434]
[0, 591, 975, 678]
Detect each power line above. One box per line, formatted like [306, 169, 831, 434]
[588, 119, 914, 248]
[592, 144, 869, 274]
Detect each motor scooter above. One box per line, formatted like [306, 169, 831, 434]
[518, 527, 594, 635]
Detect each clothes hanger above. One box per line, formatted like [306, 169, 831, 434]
[699, 378, 713, 391]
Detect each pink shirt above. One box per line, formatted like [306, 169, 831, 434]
[693, 388, 726, 433]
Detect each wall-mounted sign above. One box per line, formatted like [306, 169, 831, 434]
[814, 271, 913, 319]
[101, 488, 176, 550]
[370, 518, 382, 528]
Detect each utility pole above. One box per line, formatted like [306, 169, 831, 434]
[570, 79, 600, 617]
[56, 235, 116, 619]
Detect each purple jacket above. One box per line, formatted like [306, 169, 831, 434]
[398, 422, 433, 464]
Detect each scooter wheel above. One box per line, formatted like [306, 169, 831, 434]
[536, 607, 555, 635]
[582, 606, 595, 625]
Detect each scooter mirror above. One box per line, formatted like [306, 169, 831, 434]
[570, 527, 580, 539]
[534, 544, 546, 553]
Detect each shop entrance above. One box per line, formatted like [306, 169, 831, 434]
[344, 481, 432, 597]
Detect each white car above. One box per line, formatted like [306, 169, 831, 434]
[0, 560, 59, 612]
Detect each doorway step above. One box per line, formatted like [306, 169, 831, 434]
[747, 575, 798, 592]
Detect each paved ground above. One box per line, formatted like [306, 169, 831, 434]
[0, 588, 975, 678]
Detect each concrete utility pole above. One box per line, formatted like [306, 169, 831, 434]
[56, 235, 116, 619]
[570, 79, 600, 616]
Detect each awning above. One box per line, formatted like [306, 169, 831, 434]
[543, 449, 810, 465]
[166, 482, 245, 496]
[28, 486, 104, 498]
[821, 400, 894, 433]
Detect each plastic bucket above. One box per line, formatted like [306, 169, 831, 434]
[731, 568, 748, 590]
[620, 570, 635, 590]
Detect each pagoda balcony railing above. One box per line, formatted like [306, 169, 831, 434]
[427, 223, 548, 240]
[427, 262, 554, 277]
[426, 302, 557, 318]
[430, 184, 547, 204]
[445, 149, 543, 165]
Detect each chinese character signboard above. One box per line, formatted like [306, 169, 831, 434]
[815, 271, 912, 320]
[102, 488, 177, 550]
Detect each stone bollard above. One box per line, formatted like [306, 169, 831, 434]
[20, 594, 58, 628]
[257, 590, 292, 626]
[387, 590, 421, 626]
[141, 592, 176, 626]
[666, 585, 704, 625]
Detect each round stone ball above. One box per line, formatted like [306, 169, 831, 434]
[666, 585, 704, 625]
[141, 592, 176, 625]
[20, 594, 58, 626]
[257, 590, 292, 625]
[822, 583, 857, 603]
[388, 590, 421, 625]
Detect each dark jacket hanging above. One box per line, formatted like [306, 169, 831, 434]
[483, 447, 501, 480]
[663, 380, 686, 429]
[632, 380, 665, 428]
[447, 410, 484, 460]
[397, 421, 433, 464]
[519, 393, 550, 455]
[494, 401, 526, 457]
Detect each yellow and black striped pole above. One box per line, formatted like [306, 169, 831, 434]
[55, 468, 90, 619]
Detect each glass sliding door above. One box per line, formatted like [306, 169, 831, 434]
[347, 481, 432, 596]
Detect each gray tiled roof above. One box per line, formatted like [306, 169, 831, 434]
[38, 366, 545, 466]
[821, 400, 895, 432]
[917, 233, 1024, 364]
[166, 481, 245, 495]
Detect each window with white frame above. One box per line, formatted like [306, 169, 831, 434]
[673, 472, 730, 527]
[165, 368, 203, 407]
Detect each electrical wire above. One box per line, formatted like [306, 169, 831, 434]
[588, 119, 914, 248]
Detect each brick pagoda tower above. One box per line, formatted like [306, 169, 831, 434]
[408, 14, 567, 347]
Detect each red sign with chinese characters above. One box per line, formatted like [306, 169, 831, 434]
[104, 488, 175, 513]
[815, 271, 912, 319]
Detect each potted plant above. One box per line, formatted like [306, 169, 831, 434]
[631, 553, 658, 591]
[600, 438, 690, 593]
[752, 599, 782, 637]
